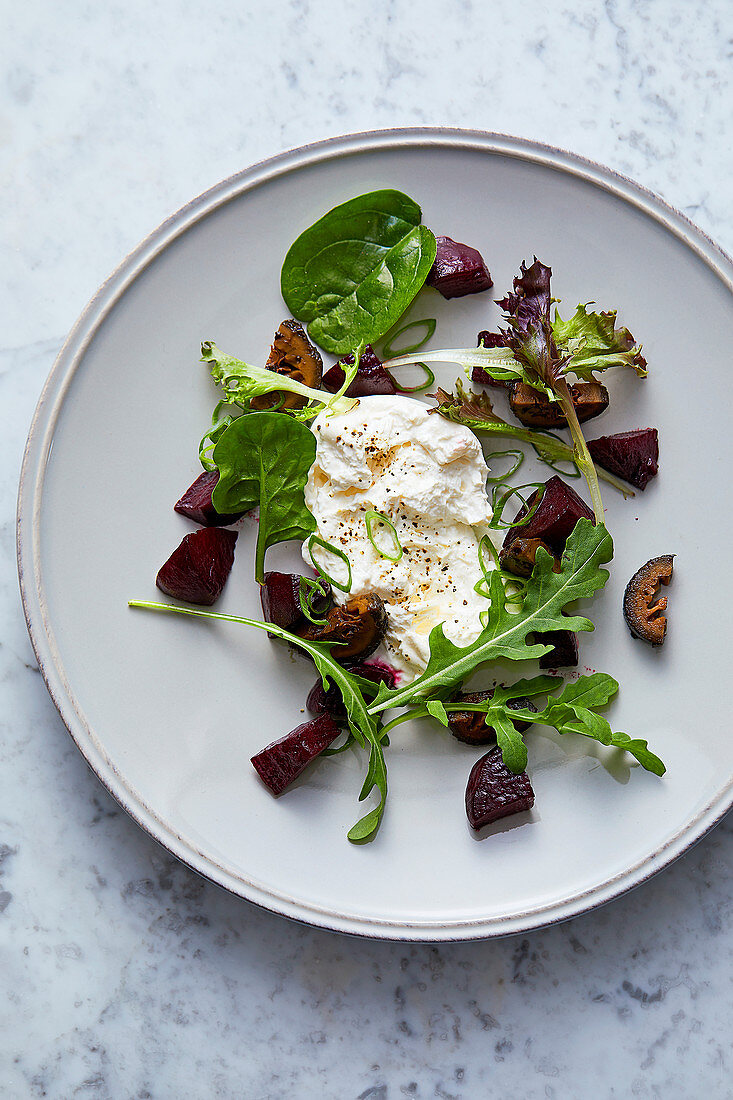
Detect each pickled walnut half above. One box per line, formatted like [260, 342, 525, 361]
[623, 555, 675, 645]
[297, 593, 388, 662]
[448, 689, 537, 745]
[250, 318, 323, 411]
[509, 381, 609, 429]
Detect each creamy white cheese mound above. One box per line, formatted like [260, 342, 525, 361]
[303, 395, 496, 680]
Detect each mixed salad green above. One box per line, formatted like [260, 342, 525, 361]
[131, 188, 665, 843]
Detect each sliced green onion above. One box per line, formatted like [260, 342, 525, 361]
[307, 535, 353, 593]
[478, 533, 500, 576]
[389, 362, 436, 394]
[381, 318, 436, 360]
[198, 401, 236, 470]
[365, 509, 403, 562]
[489, 482, 546, 531]
[298, 577, 330, 626]
[530, 435, 582, 478]
[485, 449, 525, 483]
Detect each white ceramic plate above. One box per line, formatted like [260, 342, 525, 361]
[18, 129, 733, 940]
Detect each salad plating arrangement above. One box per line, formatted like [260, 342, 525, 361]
[130, 188, 671, 843]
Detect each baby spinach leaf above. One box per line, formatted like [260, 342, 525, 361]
[212, 412, 316, 583]
[281, 190, 437, 356]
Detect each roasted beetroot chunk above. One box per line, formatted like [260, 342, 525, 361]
[588, 428, 659, 490]
[322, 346, 397, 398]
[251, 714, 341, 796]
[500, 476, 594, 564]
[426, 236, 493, 299]
[156, 527, 237, 605]
[472, 331, 511, 387]
[174, 470, 246, 527]
[466, 746, 535, 830]
[260, 571, 331, 630]
[306, 661, 397, 720]
[537, 629, 579, 669]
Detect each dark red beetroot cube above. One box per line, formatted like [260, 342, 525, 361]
[322, 345, 397, 397]
[472, 331, 510, 387]
[537, 629, 579, 669]
[260, 571, 331, 630]
[156, 527, 237, 605]
[174, 470, 247, 527]
[306, 660, 397, 719]
[587, 428, 659, 490]
[426, 236, 493, 299]
[251, 713, 341, 796]
[501, 476, 594, 559]
[466, 745, 535, 830]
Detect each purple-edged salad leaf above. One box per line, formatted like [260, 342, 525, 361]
[432, 383, 632, 496]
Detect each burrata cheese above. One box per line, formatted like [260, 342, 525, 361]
[303, 395, 497, 680]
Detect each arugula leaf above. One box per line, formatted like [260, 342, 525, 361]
[201, 341, 356, 421]
[514, 673, 666, 776]
[552, 304, 647, 380]
[425, 698, 449, 726]
[439, 672, 665, 776]
[281, 190, 437, 356]
[369, 519, 613, 715]
[212, 413, 316, 583]
[128, 601, 389, 841]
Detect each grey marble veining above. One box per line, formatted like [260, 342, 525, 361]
[3, 1, 733, 1096]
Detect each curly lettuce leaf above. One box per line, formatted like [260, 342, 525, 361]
[201, 341, 355, 421]
[552, 304, 647, 380]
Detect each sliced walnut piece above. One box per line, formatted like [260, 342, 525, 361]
[509, 381, 609, 428]
[570, 382, 610, 423]
[623, 555, 675, 645]
[296, 593, 388, 662]
[499, 537, 560, 578]
[448, 690, 537, 745]
[250, 319, 323, 411]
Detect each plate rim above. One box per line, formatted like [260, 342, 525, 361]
[17, 126, 733, 941]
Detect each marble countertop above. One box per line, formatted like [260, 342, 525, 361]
[3, 1, 732, 1095]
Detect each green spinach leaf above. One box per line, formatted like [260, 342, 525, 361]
[281, 189, 437, 356]
[212, 412, 316, 582]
